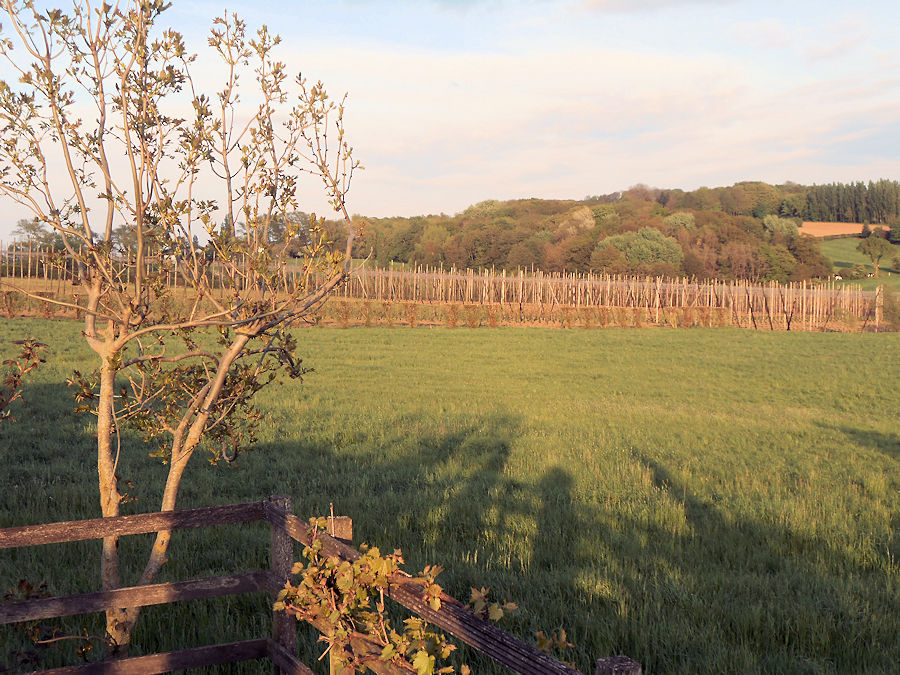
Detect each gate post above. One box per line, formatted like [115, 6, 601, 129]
[875, 284, 883, 330]
[269, 495, 296, 674]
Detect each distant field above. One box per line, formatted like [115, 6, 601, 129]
[1, 321, 898, 673]
[820, 237, 900, 291]
[800, 221, 864, 237]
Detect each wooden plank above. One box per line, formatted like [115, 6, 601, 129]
[0, 571, 275, 624]
[325, 516, 353, 546]
[595, 655, 642, 675]
[266, 639, 316, 675]
[264, 504, 580, 675]
[386, 579, 580, 675]
[34, 638, 271, 674]
[264, 504, 354, 553]
[0, 501, 267, 549]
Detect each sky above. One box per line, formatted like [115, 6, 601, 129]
[2, 0, 900, 237]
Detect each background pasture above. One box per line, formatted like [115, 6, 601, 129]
[820, 238, 900, 291]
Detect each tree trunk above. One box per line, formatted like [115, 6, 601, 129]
[97, 350, 131, 655]
[114, 333, 254, 641]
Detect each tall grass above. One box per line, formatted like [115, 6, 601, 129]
[1, 319, 898, 673]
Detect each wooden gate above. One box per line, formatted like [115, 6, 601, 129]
[1, 496, 640, 674]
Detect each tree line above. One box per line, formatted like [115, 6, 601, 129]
[803, 180, 900, 224]
[338, 191, 832, 283]
[329, 180, 900, 283]
[9, 179, 899, 284]
[647, 179, 900, 223]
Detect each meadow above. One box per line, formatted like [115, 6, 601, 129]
[820, 237, 900, 291]
[1, 319, 898, 673]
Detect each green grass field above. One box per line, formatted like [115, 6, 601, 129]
[820, 237, 900, 291]
[1, 320, 898, 673]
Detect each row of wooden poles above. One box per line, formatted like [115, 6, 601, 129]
[0, 241, 186, 291]
[0, 243, 883, 330]
[334, 264, 882, 331]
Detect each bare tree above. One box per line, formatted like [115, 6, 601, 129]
[0, 0, 360, 653]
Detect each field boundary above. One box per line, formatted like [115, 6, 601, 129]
[0, 242, 883, 331]
[335, 266, 879, 331]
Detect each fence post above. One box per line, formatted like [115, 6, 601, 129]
[596, 655, 642, 675]
[269, 495, 295, 674]
[875, 284, 883, 329]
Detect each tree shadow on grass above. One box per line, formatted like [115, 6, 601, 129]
[238, 411, 522, 574]
[6, 382, 898, 674]
[617, 455, 899, 673]
[434, 447, 899, 673]
[239, 414, 900, 674]
[238, 411, 522, 673]
[815, 421, 900, 462]
[246, 418, 621, 672]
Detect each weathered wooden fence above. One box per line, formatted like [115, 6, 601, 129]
[0, 241, 882, 330]
[0, 497, 640, 674]
[335, 265, 880, 330]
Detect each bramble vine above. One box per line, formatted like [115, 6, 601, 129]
[272, 519, 558, 674]
[467, 586, 517, 623]
[535, 628, 576, 662]
[276, 518, 457, 674]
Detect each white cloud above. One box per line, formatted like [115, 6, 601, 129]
[132, 27, 894, 220]
[223, 41, 812, 213]
[802, 13, 871, 62]
[2, 1, 900, 236]
[582, 0, 734, 12]
[730, 19, 790, 50]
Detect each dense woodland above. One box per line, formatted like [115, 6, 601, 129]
[9, 180, 900, 283]
[328, 180, 900, 282]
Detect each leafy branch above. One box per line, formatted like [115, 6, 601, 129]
[276, 518, 457, 674]
[0, 338, 46, 422]
[466, 586, 517, 623]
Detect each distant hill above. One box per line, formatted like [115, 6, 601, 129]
[317, 180, 900, 283]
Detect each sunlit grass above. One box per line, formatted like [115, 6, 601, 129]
[1, 319, 898, 673]
[820, 237, 900, 290]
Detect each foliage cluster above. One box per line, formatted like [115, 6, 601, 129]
[803, 180, 900, 224]
[276, 517, 456, 674]
[283, 180, 900, 282]
[590, 227, 684, 276]
[8, 219, 66, 251]
[323, 183, 843, 282]
[0, 337, 45, 421]
[857, 234, 894, 277]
